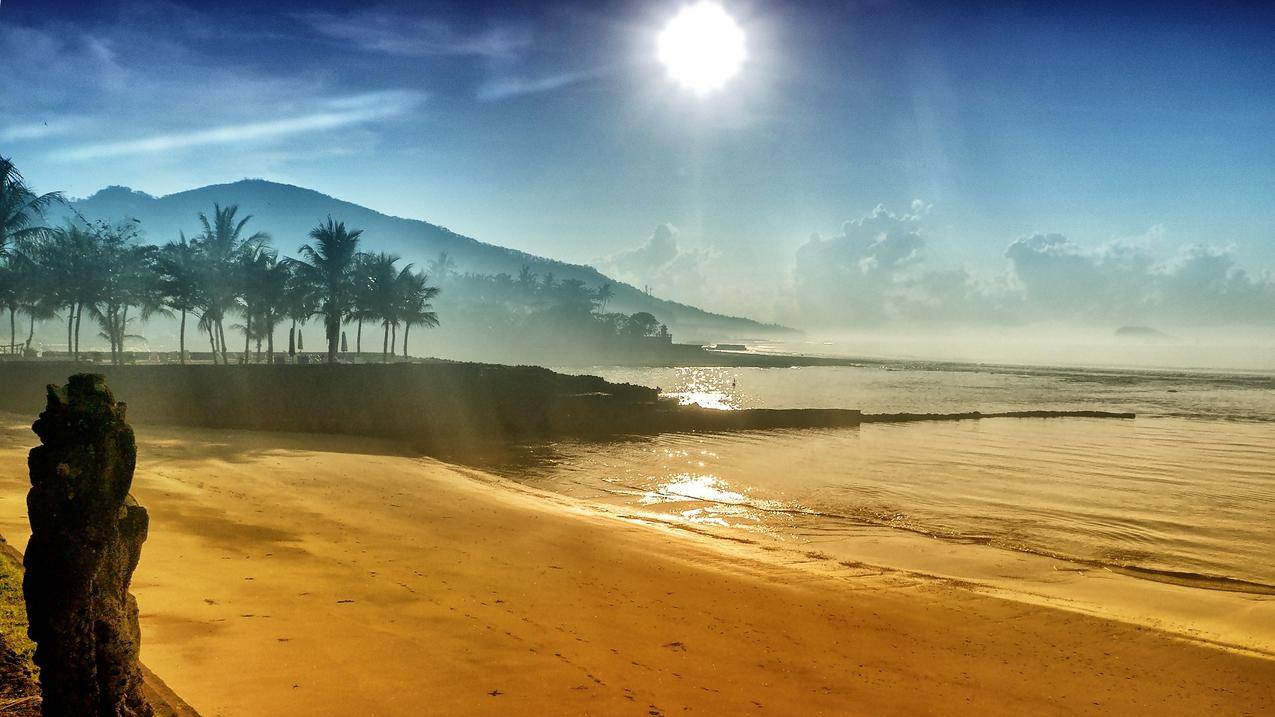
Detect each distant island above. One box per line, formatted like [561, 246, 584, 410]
[1115, 325, 1175, 341]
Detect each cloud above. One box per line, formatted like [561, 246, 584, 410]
[1006, 236, 1273, 324]
[598, 224, 713, 305]
[476, 68, 608, 102]
[304, 7, 599, 103]
[789, 206, 1275, 328]
[0, 7, 428, 179]
[301, 9, 531, 59]
[792, 204, 929, 324]
[1004, 233, 1154, 319]
[0, 119, 83, 143]
[50, 91, 424, 162]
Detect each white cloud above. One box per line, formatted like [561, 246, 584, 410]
[301, 9, 531, 59]
[476, 68, 607, 102]
[788, 206, 1275, 328]
[50, 91, 424, 162]
[0, 119, 83, 143]
[793, 204, 927, 322]
[598, 224, 714, 306]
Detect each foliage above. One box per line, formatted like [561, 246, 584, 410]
[1, 156, 675, 365]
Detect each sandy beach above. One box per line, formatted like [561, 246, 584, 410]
[0, 414, 1271, 716]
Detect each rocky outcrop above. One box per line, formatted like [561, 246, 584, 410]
[23, 374, 151, 717]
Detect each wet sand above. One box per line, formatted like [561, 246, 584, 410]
[0, 415, 1271, 715]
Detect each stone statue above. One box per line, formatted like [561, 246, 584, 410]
[24, 374, 152, 717]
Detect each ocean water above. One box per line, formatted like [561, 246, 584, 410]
[518, 364, 1275, 591]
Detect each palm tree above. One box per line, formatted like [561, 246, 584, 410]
[193, 204, 269, 364]
[426, 251, 456, 280]
[294, 218, 362, 363]
[11, 238, 62, 354]
[398, 270, 440, 358]
[247, 252, 290, 363]
[22, 300, 60, 354]
[43, 223, 101, 359]
[156, 233, 203, 363]
[596, 282, 615, 312]
[358, 252, 403, 362]
[281, 262, 319, 361]
[0, 260, 19, 355]
[0, 157, 61, 259]
[348, 253, 378, 355]
[556, 278, 596, 315]
[6, 242, 63, 355]
[235, 241, 277, 363]
[517, 265, 537, 289]
[0, 157, 60, 356]
[86, 220, 161, 365]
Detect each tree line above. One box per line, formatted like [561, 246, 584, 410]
[0, 157, 438, 364]
[432, 264, 668, 340]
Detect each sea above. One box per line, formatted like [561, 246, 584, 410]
[514, 360, 1275, 597]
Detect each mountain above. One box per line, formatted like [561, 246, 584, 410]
[67, 180, 793, 340]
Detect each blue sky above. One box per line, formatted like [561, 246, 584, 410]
[3, 0, 1274, 322]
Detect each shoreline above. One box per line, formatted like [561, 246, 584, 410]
[550, 347, 1275, 381]
[594, 502, 1275, 659]
[491, 451, 1275, 658]
[0, 363, 1138, 457]
[0, 415, 1271, 714]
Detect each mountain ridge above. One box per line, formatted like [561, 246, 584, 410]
[67, 179, 793, 340]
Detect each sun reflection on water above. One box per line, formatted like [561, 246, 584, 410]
[640, 473, 748, 505]
[637, 473, 778, 529]
[663, 367, 744, 410]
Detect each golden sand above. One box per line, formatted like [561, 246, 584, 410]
[0, 416, 1270, 715]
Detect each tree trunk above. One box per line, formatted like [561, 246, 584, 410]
[288, 320, 296, 358]
[9, 307, 15, 356]
[179, 309, 187, 364]
[67, 305, 74, 356]
[356, 317, 363, 355]
[74, 303, 82, 360]
[26, 312, 36, 352]
[382, 323, 389, 363]
[243, 312, 252, 364]
[391, 323, 397, 359]
[217, 320, 228, 365]
[108, 307, 117, 366]
[119, 305, 130, 365]
[266, 321, 275, 364]
[326, 311, 339, 363]
[403, 324, 411, 358]
[207, 325, 218, 363]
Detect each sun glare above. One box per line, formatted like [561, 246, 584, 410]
[657, 1, 746, 95]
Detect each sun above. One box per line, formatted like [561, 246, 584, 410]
[657, 2, 746, 95]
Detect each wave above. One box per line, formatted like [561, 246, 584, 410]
[619, 483, 1275, 596]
